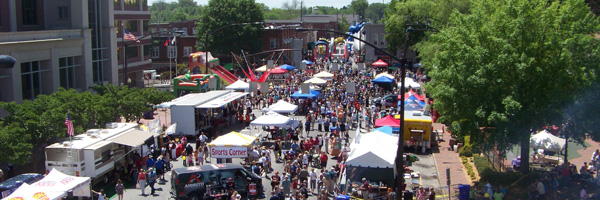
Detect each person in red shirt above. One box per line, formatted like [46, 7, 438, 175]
[320, 151, 328, 169]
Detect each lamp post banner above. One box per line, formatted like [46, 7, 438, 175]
[210, 146, 248, 158]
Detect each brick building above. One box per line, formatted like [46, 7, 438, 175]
[149, 20, 199, 76]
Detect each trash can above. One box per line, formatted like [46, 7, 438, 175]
[458, 184, 470, 200]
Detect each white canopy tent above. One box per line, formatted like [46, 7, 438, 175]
[347, 131, 398, 168]
[209, 131, 257, 147]
[313, 71, 334, 79]
[2, 183, 65, 200]
[304, 77, 328, 85]
[226, 80, 250, 91]
[31, 169, 92, 198]
[251, 111, 290, 126]
[402, 77, 421, 89]
[375, 72, 395, 79]
[266, 100, 298, 114]
[530, 130, 566, 152]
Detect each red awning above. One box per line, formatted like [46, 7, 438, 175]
[375, 115, 400, 128]
[269, 67, 289, 74]
[401, 89, 425, 101]
[372, 59, 389, 67]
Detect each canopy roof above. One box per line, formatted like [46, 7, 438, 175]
[302, 60, 313, 65]
[250, 111, 290, 126]
[225, 80, 250, 91]
[279, 64, 296, 70]
[209, 131, 257, 147]
[269, 67, 288, 74]
[2, 183, 65, 200]
[374, 126, 394, 135]
[347, 131, 398, 168]
[404, 95, 426, 111]
[313, 71, 334, 78]
[30, 169, 91, 198]
[109, 129, 158, 147]
[403, 78, 421, 89]
[304, 77, 328, 85]
[375, 115, 400, 128]
[256, 65, 267, 72]
[372, 76, 395, 83]
[266, 100, 298, 113]
[197, 92, 247, 108]
[291, 90, 320, 100]
[530, 130, 566, 152]
[372, 59, 389, 67]
[375, 72, 395, 79]
[402, 90, 425, 101]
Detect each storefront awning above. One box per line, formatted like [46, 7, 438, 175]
[110, 129, 157, 147]
[196, 92, 247, 108]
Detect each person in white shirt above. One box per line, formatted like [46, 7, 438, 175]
[320, 105, 326, 117]
[317, 116, 323, 132]
[309, 169, 318, 193]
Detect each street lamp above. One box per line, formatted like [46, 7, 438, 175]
[296, 27, 412, 200]
[204, 22, 264, 73]
[0, 55, 17, 69]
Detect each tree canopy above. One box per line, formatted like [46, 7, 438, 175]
[418, 0, 600, 172]
[196, 0, 264, 56]
[0, 86, 173, 171]
[351, 0, 369, 20]
[150, 0, 204, 23]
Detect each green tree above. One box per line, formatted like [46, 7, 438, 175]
[196, 0, 264, 56]
[338, 15, 350, 32]
[365, 3, 387, 23]
[351, 0, 368, 20]
[419, 0, 600, 173]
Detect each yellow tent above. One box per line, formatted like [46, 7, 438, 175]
[209, 131, 257, 147]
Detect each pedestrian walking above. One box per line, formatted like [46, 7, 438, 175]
[137, 169, 147, 196]
[91, 189, 106, 200]
[115, 179, 124, 200]
[147, 167, 157, 195]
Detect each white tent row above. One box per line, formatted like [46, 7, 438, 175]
[303, 77, 328, 85]
[225, 80, 250, 91]
[313, 71, 334, 79]
[250, 111, 291, 126]
[2, 169, 91, 200]
[401, 77, 421, 89]
[265, 100, 298, 113]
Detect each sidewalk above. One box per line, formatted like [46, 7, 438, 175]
[432, 123, 470, 196]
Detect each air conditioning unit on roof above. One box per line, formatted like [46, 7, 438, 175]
[105, 123, 118, 129]
[86, 129, 101, 136]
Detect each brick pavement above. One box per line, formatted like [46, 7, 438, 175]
[568, 138, 599, 168]
[431, 123, 471, 197]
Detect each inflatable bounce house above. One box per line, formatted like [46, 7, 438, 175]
[188, 52, 238, 86]
[172, 73, 222, 97]
[171, 51, 239, 97]
[314, 38, 330, 64]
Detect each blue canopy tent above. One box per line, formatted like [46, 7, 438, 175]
[372, 76, 396, 91]
[291, 90, 321, 100]
[302, 60, 313, 65]
[403, 94, 426, 111]
[374, 126, 394, 135]
[279, 64, 296, 70]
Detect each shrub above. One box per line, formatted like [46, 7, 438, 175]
[473, 155, 492, 173]
[459, 144, 473, 157]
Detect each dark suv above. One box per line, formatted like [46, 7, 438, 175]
[171, 164, 263, 200]
[0, 173, 44, 198]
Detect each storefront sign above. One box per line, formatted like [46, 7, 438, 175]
[210, 146, 248, 158]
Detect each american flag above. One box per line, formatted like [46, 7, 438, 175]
[124, 29, 140, 43]
[65, 113, 74, 136]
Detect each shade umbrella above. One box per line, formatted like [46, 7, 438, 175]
[304, 77, 328, 85]
[269, 67, 288, 74]
[375, 72, 395, 79]
[302, 60, 313, 65]
[372, 59, 389, 67]
[256, 65, 267, 72]
[279, 64, 296, 70]
[313, 71, 334, 78]
[372, 76, 394, 83]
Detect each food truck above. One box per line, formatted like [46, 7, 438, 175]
[397, 111, 433, 153]
[44, 123, 157, 182]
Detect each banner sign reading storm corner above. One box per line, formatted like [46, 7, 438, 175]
[210, 146, 248, 158]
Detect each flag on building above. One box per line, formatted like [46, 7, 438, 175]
[171, 35, 177, 45]
[65, 113, 74, 136]
[124, 29, 140, 43]
[164, 39, 170, 47]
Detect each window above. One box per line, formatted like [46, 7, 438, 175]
[92, 61, 103, 83]
[115, 20, 122, 35]
[167, 46, 177, 59]
[59, 57, 77, 89]
[22, 0, 38, 25]
[58, 6, 69, 20]
[21, 61, 42, 100]
[151, 28, 156, 33]
[126, 46, 139, 59]
[193, 27, 197, 34]
[124, 0, 138, 6]
[160, 28, 167, 33]
[173, 27, 179, 33]
[151, 46, 159, 58]
[125, 20, 138, 32]
[182, 28, 188, 36]
[183, 47, 192, 57]
[270, 38, 278, 49]
[143, 45, 152, 57]
[373, 34, 378, 45]
[380, 34, 385, 46]
[142, 20, 149, 32]
[114, 0, 120, 6]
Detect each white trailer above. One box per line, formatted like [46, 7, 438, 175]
[44, 123, 157, 182]
[168, 90, 232, 136]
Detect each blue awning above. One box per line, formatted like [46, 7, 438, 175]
[372, 76, 394, 83]
[291, 90, 320, 100]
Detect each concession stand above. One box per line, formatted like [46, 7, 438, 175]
[208, 131, 257, 164]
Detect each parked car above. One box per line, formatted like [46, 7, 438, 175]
[372, 94, 399, 107]
[0, 173, 44, 198]
[171, 164, 263, 200]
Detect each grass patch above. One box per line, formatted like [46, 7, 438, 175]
[473, 155, 492, 174]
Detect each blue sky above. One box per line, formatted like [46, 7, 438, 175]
[150, 0, 389, 9]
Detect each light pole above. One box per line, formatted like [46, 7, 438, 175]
[0, 55, 16, 69]
[296, 27, 408, 199]
[204, 22, 264, 73]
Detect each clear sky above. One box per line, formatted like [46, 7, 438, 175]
[149, 0, 389, 9]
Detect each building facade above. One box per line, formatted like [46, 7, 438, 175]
[0, 0, 117, 104]
[149, 20, 199, 76]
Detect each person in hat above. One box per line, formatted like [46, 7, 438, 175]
[511, 156, 521, 170]
[271, 171, 281, 191]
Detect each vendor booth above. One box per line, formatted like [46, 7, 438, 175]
[225, 80, 251, 91]
[2, 183, 65, 200]
[291, 90, 321, 100]
[266, 100, 298, 114]
[209, 131, 257, 163]
[396, 111, 434, 152]
[374, 115, 400, 128]
[303, 77, 328, 85]
[31, 169, 91, 197]
[529, 130, 565, 166]
[313, 71, 334, 79]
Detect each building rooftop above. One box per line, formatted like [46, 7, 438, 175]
[46, 123, 139, 150]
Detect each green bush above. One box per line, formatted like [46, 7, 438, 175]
[461, 156, 468, 164]
[459, 144, 473, 157]
[473, 155, 492, 173]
